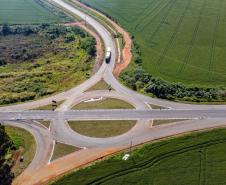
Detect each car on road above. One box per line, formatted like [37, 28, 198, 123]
[105, 47, 111, 63]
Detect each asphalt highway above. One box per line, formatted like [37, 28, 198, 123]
[0, 109, 226, 121]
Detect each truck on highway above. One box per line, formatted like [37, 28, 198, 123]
[105, 47, 111, 63]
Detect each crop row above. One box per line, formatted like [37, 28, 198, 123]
[208, 0, 223, 81]
[156, 0, 192, 66]
[89, 138, 226, 184]
[178, 0, 207, 74]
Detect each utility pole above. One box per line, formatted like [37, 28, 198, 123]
[84, 15, 87, 26]
[129, 138, 132, 155]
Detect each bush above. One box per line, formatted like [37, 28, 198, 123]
[1, 23, 11, 36]
[0, 58, 6, 66]
[64, 33, 75, 43]
[80, 37, 96, 56]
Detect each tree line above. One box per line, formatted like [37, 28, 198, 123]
[120, 39, 226, 103]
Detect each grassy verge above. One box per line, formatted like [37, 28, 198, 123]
[32, 101, 64, 110]
[39, 120, 51, 128]
[51, 142, 80, 161]
[68, 120, 136, 138]
[65, 0, 118, 37]
[52, 127, 226, 185]
[86, 80, 110, 91]
[149, 104, 166, 109]
[5, 126, 35, 177]
[153, 119, 188, 126]
[72, 98, 133, 109]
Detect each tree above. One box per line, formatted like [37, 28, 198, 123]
[0, 124, 14, 185]
[80, 37, 96, 56]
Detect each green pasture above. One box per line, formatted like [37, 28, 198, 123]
[0, 0, 70, 24]
[80, 0, 226, 87]
[52, 127, 226, 185]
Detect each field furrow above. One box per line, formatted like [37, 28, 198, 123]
[89, 138, 226, 185]
[156, 0, 192, 66]
[208, 0, 223, 80]
[148, 0, 177, 43]
[178, 0, 207, 74]
[134, 0, 166, 32]
[135, 0, 172, 33]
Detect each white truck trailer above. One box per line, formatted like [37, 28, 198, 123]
[105, 47, 111, 63]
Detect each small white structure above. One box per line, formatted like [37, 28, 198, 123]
[122, 154, 130, 161]
[83, 97, 103, 103]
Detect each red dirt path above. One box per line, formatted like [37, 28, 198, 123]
[13, 147, 122, 185]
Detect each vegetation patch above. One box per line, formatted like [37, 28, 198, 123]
[32, 101, 64, 110]
[0, 24, 96, 105]
[52, 127, 226, 185]
[72, 98, 134, 109]
[149, 104, 166, 109]
[86, 80, 111, 91]
[153, 119, 188, 126]
[68, 120, 136, 138]
[5, 126, 35, 177]
[51, 142, 80, 161]
[0, 0, 71, 24]
[0, 124, 15, 185]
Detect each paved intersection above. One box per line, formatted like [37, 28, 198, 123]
[1, 0, 226, 184]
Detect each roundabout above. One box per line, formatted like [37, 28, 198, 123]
[1, 0, 226, 184]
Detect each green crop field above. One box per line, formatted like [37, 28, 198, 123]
[52, 128, 226, 185]
[0, 0, 70, 24]
[80, 0, 226, 87]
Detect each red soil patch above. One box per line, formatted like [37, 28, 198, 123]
[13, 147, 122, 185]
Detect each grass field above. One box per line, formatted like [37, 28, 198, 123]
[52, 128, 226, 185]
[51, 142, 80, 161]
[5, 126, 35, 177]
[80, 0, 226, 87]
[0, 0, 70, 24]
[72, 98, 134, 109]
[68, 120, 136, 138]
